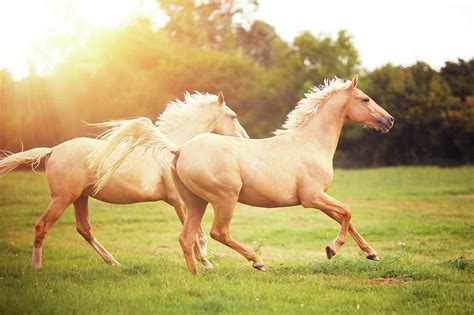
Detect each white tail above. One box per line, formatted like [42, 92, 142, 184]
[88, 117, 178, 194]
[0, 148, 52, 176]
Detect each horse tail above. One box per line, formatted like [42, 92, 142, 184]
[88, 117, 178, 194]
[0, 147, 52, 177]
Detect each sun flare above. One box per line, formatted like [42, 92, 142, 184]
[0, 0, 167, 80]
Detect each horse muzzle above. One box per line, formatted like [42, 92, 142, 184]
[376, 115, 394, 133]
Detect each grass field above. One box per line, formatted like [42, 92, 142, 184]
[0, 167, 473, 314]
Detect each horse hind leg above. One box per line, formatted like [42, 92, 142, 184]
[32, 197, 71, 269]
[172, 168, 212, 274]
[170, 199, 212, 269]
[73, 194, 120, 266]
[177, 194, 209, 275]
[209, 200, 265, 271]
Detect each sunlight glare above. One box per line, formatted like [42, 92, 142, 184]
[77, 0, 139, 29]
[0, 0, 167, 80]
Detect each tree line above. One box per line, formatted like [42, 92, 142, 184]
[0, 0, 472, 167]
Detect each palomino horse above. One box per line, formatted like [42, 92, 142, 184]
[171, 76, 394, 273]
[0, 92, 248, 269]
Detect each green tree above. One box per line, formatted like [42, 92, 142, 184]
[440, 58, 474, 162]
[440, 58, 474, 101]
[337, 62, 463, 166]
[236, 20, 279, 67]
[159, 0, 258, 50]
[293, 30, 361, 93]
[249, 30, 362, 136]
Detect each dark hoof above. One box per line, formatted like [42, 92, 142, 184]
[367, 254, 379, 261]
[253, 263, 266, 272]
[326, 246, 336, 259]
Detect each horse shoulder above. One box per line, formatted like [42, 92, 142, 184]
[297, 155, 334, 204]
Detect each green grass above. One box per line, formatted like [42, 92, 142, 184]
[0, 167, 473, 314]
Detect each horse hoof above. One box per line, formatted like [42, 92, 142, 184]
[326, 246, 336, 259]
[202, 260, 214, 270]
[367, 254, 379, 261]
[253, 263, 266, 272]
[32, 263, 42, 270]
[32, 247, 42, 269]
[107, 259, 121, 266]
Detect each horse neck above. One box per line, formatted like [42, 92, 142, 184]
[297, 93, 348, 159]
[157, 118, 213, 145]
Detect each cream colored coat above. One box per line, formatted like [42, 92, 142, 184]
[0, 92, 248, 269]
[173, 76, 394, 274]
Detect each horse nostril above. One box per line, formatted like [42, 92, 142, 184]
[388, 116, 394, 124]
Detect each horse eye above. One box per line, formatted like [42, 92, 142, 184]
[362, 98, 370, 103]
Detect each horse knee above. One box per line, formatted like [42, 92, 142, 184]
[210, 230, 229, 243]
[300, 198, 316, 209]
[341, 206, 352, 221]
[209, 230, 218, 240]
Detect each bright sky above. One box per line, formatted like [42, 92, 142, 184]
[257, 0, 474, 70]
[0, 0, 166, 80]
[0, 0, 472, 80]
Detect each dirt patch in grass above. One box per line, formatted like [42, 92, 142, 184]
[369, 277, 402, 284]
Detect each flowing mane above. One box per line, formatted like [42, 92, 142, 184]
[274, 77, 352, 135]
[155, 92, 219, 134]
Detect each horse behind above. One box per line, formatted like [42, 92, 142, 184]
[0, 92, 248, 269]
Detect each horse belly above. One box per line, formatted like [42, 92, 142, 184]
[92, 158, 166, 204]
[238, 175, 299, 208]
[93, 177, 164, 204]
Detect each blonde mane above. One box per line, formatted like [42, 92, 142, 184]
[155, 92, 219, 134]
[274, 78, 352, 135]
[89, 92, 220, 194]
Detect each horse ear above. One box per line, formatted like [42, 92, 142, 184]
[351, 75, 359, 88]
[217, 91, 225, 106]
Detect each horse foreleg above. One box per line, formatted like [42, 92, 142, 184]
[324, 212, 379, 260]
[303, 193, 351, 259]
[73, 194, 120, 266]
[349, 222, 379, 260]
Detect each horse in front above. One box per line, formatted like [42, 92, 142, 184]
[172, 76, 394, 274]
